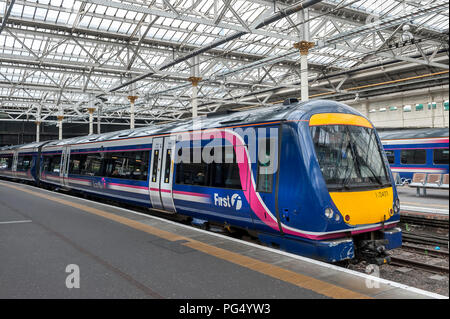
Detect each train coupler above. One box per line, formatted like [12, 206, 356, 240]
[357, 239, 391, 265]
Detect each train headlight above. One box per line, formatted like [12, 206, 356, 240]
[393, 198, 400, 214]
[324, 208, 334, 219]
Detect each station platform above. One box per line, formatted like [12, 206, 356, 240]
[398, 186, 449, 215]
[0, 180, 446, 299]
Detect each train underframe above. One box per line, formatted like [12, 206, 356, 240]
[193, 217, 402, 265]
[1, 175, 402, 265]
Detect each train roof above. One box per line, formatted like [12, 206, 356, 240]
[41, 99, 364, 148]
[378, 128, 449, 140]
[0, 141, 51, 152]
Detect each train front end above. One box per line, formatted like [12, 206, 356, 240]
[308, 112, 402, 265]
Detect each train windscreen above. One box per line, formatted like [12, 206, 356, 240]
[310, 125, 391, 191]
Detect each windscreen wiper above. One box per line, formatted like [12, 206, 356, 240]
[360, 159, 384, 186]
[360, 129, 385, 186]
[340, 143, 355, 190]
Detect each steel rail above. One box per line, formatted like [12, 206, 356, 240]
[390, 255, 449, 274]
[401, 243, 449, 258]
[402, 232, 449, 247]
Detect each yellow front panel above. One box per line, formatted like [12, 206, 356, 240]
[330, 187, 393, 226]
[309, 113, 372, 128]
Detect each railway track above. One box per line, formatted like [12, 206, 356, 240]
[401, 214, 449, 228]
[402, 232, 449, 247]
[402, 243, 449, 258]
[390, 255, 449, 275]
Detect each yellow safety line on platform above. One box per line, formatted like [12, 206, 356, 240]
[0, 181, 370, 299]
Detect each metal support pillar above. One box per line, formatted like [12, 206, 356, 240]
[57, 115, 64, 140]
[293, 40, 314, 101]
[189, 56, 202, 119]
[127, 95, 138, 129]
[35, 121, 40, 142]
[188, 76, 202, 118]
[36, 107, 41, 142]
[97, 105, 102, 134]
[88, 108, 95, 135]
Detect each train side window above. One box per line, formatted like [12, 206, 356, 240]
[69, 153, 88, 175]
[17, 155, 32, 171]
[163, 149, 172, 183]
[175, 146, 242, 189]
[139, 152, 149, 181]
[385, 150, 395, 164]
[17, 156, 24, 170]
[211, 146, 241, 189]
[42, 156, 51, 172]
[434, 149, 449, 165]
[0, 156, 12, 169]
[51, 155, 62, 173]
[104, 151, 149, 181]
[176, 148, 208, 186]
[256, 138, 275, 193]
[83, 154, 103, 176]
[400, 149, 426, 164]
[151, 150, 160, 183]
[43, 155, 61, 173]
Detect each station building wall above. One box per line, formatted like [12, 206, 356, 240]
[344, 86, 449, 128]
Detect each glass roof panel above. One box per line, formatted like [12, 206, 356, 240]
[0, 0, 447, 122]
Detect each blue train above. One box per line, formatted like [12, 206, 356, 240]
[379, 128, 449, 182]
[0, 99, 402, 264]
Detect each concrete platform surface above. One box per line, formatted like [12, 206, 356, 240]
[0, 180, 446, 299]
[398, 186, 449, 215]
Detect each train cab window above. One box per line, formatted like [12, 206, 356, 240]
[256, 138, 275, 193]
[17, 155, 33, 171]
[0, 156, 12, 169]
[385, 150, 395, 164]
[401, 149, 426, 164]
[434, 149, 449, 165]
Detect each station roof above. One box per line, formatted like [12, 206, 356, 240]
[0, 0, 448, 127]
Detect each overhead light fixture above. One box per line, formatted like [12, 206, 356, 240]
[401, 25, 414, 42]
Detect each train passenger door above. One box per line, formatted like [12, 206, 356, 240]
[159, 136, 176, 213]
[253, 128, 283, 233]
[60, 146, 71, 186]
[149, 137, 164, 210]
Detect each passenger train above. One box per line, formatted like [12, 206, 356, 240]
[380, 128, 449, 182]
[0, 99, 402, 264]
